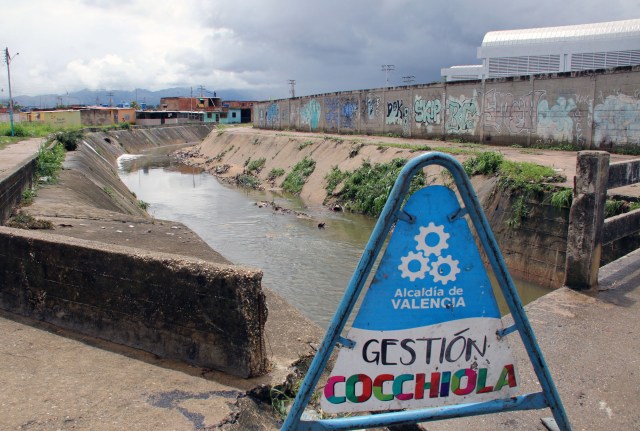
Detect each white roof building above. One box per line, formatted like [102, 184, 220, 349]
[441, 19, 640, 81]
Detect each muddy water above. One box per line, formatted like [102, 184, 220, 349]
[118, 153, 550, 329]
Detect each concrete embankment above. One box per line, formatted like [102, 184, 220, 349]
[179, 127, 640, 289]
[0, 125, 324, 430]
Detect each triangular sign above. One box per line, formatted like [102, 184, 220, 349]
[282, 152, 571, 431]
[321, 185, 518, 413]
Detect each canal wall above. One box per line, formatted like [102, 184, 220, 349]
[183, 129, 575, 288]
[0, 155, 36, 224]
[254, 66, 640, 153]
[0, 124, 271, 377]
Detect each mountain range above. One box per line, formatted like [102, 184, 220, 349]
[12, 87, 261, 109]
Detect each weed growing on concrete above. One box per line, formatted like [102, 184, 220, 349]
[463, 151, 504, 176]
[326, 158, 425, 217]
[246, 157, 266, 173]
[498, 160, 563, 193]
[36, 142, 65, 183]
[7, 211, 53, 230]
[282, 157, 316, 194]
[507, 195, 530, 229]
[236, 174, 261, 189]
[137, 200, 149, 210]
[267, 167, 285, 181]
[21, 187, 37, 205]
[298, 140, 313, 150]
[103, 186, 116, 198]
[550, 188, 573, 209]
[53, 129, 84, 151]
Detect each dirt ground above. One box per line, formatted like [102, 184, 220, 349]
[179, 127, 640, 207]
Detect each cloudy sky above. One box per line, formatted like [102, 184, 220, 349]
[2, 0, 639, 100]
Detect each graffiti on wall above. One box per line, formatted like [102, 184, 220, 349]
[414, 95, 442, 128]
[341, 99, 358, 129]
[301, 99, 321, 130]
[482, 89, 545, 134]
[446, 92, 479, 134]
[325, 97, 341, 129]
[263, 103, 279, 127]
[593, 94, 640, 146]
[536, 97, 577, 142]
[385, 99, 411, 135]
[364, 93, 381, 120]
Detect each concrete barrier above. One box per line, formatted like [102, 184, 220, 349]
[0, 226, 268, 377]
[0, 157, 36, 224]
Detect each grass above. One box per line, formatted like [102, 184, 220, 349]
[6, 212, 53, 230]
[246, 157, 266, 173]
[282, 157, 316, 194]
[325, 158, 425, 217]
[267, 167, 285, 181]
[236, 173, 261, 188]
[550, 188, 573, 209]
[462, 151, 566, 229]
[298, 140, 313, 150]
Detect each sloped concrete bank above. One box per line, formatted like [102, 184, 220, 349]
[180, 127, 639, 289]
[0, 125, 323, 383]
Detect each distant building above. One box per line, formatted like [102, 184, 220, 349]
[158, 96, 254, 124]
[22, 107, 135, 127]
[442, 18, 640, 81]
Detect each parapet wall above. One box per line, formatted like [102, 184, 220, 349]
[254, 66, 640, 152]
[0, 226, 268, 378]
[0, 157, 36, 224]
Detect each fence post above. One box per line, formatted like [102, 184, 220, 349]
[564, 151, 610, 290]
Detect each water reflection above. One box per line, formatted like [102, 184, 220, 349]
[118, 153, 550, 329]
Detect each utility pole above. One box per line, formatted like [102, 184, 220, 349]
[288, 79, 296, 98]
[402, 75, 415, 85]
[381, 64, 395, 87]
[107, 91, 114, 107]
[4, 47, 19, 137]
[198, 85, 205, 97]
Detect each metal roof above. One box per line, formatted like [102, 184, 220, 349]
[482, 18, 640, 47]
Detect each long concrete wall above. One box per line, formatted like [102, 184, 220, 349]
[254, 66, 640, 152]
[0, 227, 268, 378]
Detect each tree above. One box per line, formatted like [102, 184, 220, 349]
[130, 100, 141, 110]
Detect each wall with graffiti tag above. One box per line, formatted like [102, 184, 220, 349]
[254, 66, 640, 151]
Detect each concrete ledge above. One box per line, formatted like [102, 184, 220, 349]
[0, 156, 36, 224]
[0, 226, 269, 378]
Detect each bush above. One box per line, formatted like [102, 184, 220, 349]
[36, 143, 65, 182]
[463, 151, 504, 176]
[246, 157, 266, 173]
[54, 129, 84, 151]
[267, 167, 285, 181]
[330, 158, 425, 217]
[282, 157, 316, 194]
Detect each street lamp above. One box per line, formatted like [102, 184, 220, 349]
[4, 47, 19, 137]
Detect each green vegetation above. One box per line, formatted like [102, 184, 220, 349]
[53, 129, 84, 151]
[282, 157, 316, 194]
[103, 186, 116, 198]
[375, 141, 432, 152]
[137, 200, 149, 210]
[267, 167, 285, 181]
[462, 151, 565, 229]
[236, 173, 261, 189]
[6, 211, 53, 230]
[462, 151, 504, 176]
[298, 140, 313, 150]
[246, 157, 266, 173]
[550, 188, 573, 209]
[325, 158, 425, 217]
[36, 142, 66, 183]
[0, 121, 59, 138]
[21, 187, 37, 205]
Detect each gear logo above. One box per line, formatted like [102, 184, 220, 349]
[398, 223, 460, 285]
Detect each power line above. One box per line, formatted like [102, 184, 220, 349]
[381, 64, 395, 87]
[4, 47, 19, 137]
[402, 75, 415, 85]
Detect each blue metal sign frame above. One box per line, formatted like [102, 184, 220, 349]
[282, 152, 571, 431]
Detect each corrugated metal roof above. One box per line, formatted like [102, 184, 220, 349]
[482, 18, 640, 47]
